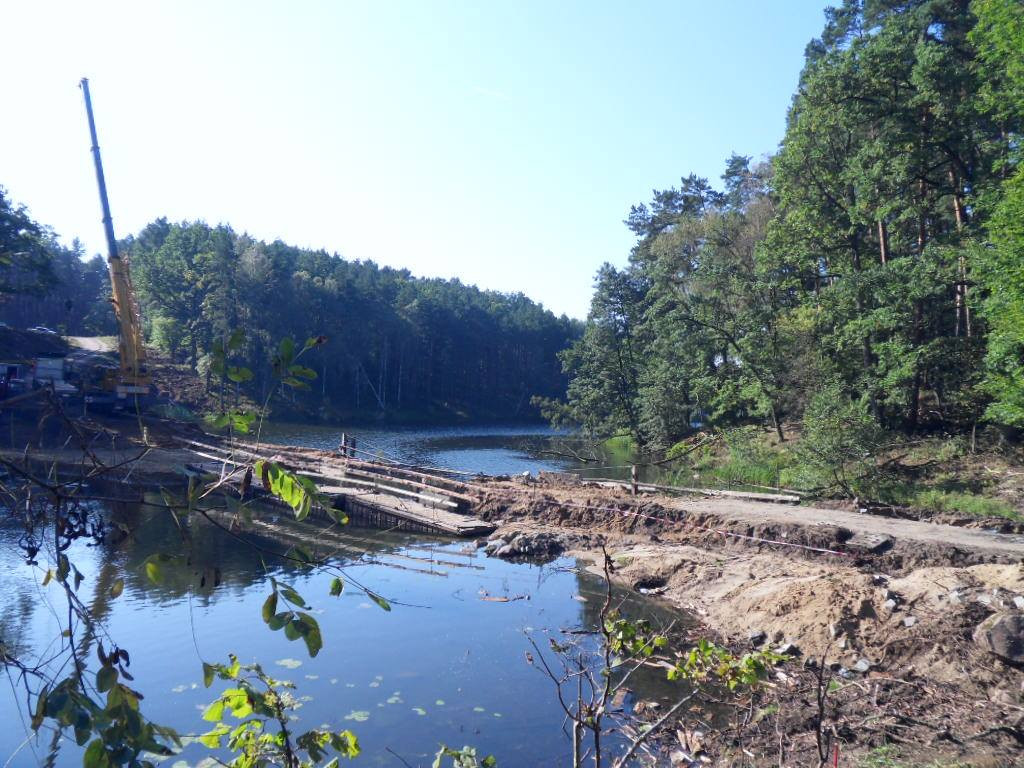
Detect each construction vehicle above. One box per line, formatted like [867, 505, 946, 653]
[79, 78, 151, 403]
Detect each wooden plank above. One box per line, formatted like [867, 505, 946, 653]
[174, 434, 494, 536]
[334, 488, 495, 536]
[588, 478, 801, 505]
[174, 435, 472, 506]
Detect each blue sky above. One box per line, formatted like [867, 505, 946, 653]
[0, 1, 828, 319]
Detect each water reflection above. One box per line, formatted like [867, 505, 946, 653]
[0, 496, 686, 767]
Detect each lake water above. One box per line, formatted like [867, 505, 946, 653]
[259, 421, 683, 485]
[0, 424, 691, 767]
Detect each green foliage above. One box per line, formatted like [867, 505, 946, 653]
[553, 0, 1024, 455]
[126, 220, 580, 422]
[200, 655, 360, 766]
[691, 427, 797, 489]
[604, 614, 667, 660]
[433, 745, 497, 768]
[261, 578, 324, 657]
[857, 744, 971, 768]
[796, 383, 889, 497]
[910, 489, 1019, 521]
[256, 460, 325, 522]
[31, 644, 180, 768]
[666, 637, 784, 691]
[0, 186, 57, 298]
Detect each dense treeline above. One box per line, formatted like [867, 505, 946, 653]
[0, 193, 579, 421]
[125, 219, 580, 420]
[544, 0, 1024, 450]
[0, 188, 116, 335]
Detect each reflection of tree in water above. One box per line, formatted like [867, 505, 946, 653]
[101, 493, 432, 602]
[573, 565, 699, 703]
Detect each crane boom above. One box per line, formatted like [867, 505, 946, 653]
[80, 78, 149, 396]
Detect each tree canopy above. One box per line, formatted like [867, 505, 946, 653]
[550, 0, 1024, 448]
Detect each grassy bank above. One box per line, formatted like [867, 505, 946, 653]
[668, 426, 1023, 521]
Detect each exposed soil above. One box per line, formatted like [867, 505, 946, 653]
[479, 479, 1024, 766]
[4, 404, 1024, 765]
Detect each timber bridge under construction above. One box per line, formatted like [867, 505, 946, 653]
[174, 433, 802, 540]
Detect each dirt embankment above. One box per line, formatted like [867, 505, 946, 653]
[478, 479, 1024, 766]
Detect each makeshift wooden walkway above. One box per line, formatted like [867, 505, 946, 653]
[175, 435, 496, 537]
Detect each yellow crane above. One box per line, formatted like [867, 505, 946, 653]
[80, 78, 150, 400]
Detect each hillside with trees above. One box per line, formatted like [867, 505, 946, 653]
[0, 197, 580, 422]
[542, 0, 1024, 462]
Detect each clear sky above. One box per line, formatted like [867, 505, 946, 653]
[0, 1, 829, 319]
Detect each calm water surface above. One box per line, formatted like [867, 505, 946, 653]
[260, 422, 692, 487]
[1, 426, 689, 767]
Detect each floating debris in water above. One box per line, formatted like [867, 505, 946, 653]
[344, 710, 370, 722]
[275, 658, 302, 669]
[412, 707, 427, 716]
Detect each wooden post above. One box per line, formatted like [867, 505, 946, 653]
[339, 432, 347, 455]
[631, 464, 638, 497]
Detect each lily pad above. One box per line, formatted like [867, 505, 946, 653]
[412, 707, 427, 716]
[435, 699, 445, 706]
[344, 710, 370, 722]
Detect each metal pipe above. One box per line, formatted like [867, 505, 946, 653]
[79, 77, 119, 262]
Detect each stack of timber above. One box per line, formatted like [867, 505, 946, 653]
[175, 435, 495, 537]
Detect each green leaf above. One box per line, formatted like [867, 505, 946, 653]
[278, 337, 295, 365]
[227, 366, 253, 383]
[331, 730, 360, 758]
[284, 620, 301, 641]
[328, 506, 349, 525]
[296, 612, 323, 657]
[366, 591, 392, 612]
[227, 328, 245, 351]
[279, 584, 308, 608]
[109, 578, 124, 599]
[30, 685, 48, 730]
[96, 666, 117, 693]
[262, 591, 278, 623]
[144, 561, 162, 585]
[329, 577, 344, 596]
[201, 699, 225, 723]
[198, 723, 229, 748]
[288, 364, 317, 380]
[205, 413, 231, 429]
[83, 739, 109, 768]
[267, 611, 291, 631]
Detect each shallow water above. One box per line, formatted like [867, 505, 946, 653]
[0, 491, 686, 766]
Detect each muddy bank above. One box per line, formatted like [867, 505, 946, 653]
[479, 483, 1024, 766]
